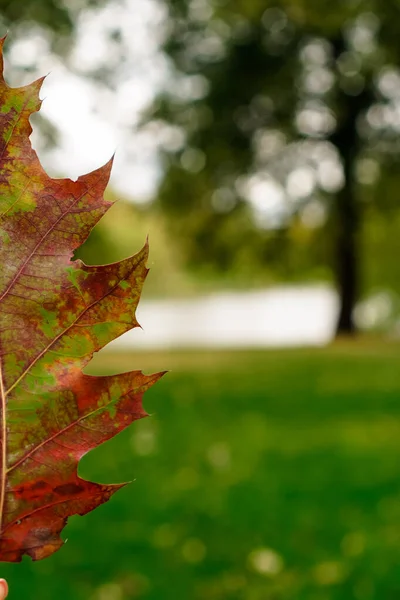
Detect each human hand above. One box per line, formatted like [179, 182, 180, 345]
[0, 579, 8, 599]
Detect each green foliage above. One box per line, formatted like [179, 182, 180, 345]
[0, 0, 107, 58]
[0, 0, 72, 34]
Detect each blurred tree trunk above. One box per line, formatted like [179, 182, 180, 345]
[334, 166, 358, 335]
[330, 38, 371, 336]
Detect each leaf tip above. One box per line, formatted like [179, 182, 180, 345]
[32, 75, 47, 98]
[143, 370, 168, 390]
[105, 153, 115, 172]
[143, 236, 150, 262]
[77, 155, 114, 193]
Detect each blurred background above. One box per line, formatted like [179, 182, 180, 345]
[2, 0, 400, 598]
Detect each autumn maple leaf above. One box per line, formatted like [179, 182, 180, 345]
[0, 37, 164, 562]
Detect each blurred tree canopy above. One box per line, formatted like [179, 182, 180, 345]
[144, 0, 400, 333]
[5, 0, 400, 333]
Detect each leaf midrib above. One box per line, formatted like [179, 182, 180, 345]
[0, 82, 41, 537]
[0, 361, 6, 534]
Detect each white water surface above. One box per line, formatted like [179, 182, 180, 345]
[107, 285, 339, 350]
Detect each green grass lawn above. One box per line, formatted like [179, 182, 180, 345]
[3, 343, 400, 600]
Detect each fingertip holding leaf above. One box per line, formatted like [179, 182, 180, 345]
[0, 38, 164, 561]
[0, 579, 8, 599]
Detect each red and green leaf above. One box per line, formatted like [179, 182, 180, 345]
[0, 37, 163, 562]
